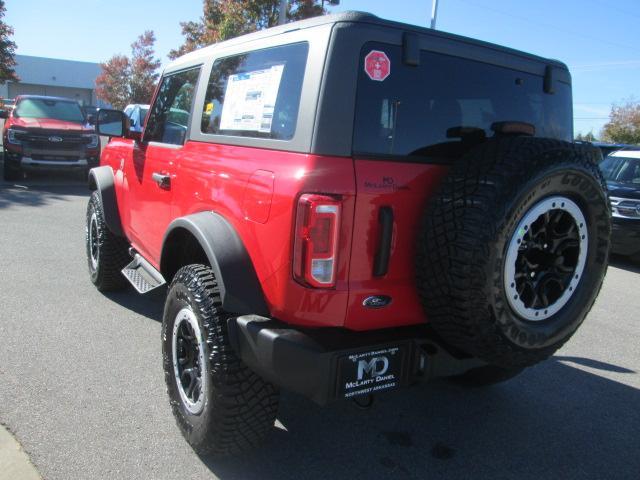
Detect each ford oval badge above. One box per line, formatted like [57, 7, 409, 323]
[363, 295, 392, 308]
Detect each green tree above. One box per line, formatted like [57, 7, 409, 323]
[170, 0, 328, 59]
[601, 100, 640, 145]
[96, 31, 161, 110]
[0, 0, 18, 84]
[575, 131, 597, 142]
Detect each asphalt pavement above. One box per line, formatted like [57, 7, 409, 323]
[0, 172, 638, 480]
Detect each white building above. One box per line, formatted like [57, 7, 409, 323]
[0, 54, 108, 107]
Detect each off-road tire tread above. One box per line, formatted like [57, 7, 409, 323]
[164, 264, 279, 456]
[86, 191, 129, 291]
[417, 137, 608, 368]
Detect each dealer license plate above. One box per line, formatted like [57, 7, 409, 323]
[337, 345, 407, 399]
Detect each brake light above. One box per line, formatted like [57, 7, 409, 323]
[293, 194, 341, 288]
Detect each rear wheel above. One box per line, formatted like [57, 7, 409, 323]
[163, 264, 279, 456]
[417, 137, 611, 368]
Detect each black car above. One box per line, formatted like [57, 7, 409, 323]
[601, 151, 640, 261]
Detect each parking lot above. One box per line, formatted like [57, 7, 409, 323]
[0, 172, 638, 480]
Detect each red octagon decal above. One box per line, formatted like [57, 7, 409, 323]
[364, 50, 391, 81]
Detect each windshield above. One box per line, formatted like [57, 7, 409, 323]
[600, 155, 640, 184]
[15, 98, 85, 123]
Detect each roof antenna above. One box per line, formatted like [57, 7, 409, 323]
[279, 0, 288, 25]
[430, 0, 440, 29]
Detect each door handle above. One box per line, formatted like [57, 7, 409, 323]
[151, 172, 171, 189]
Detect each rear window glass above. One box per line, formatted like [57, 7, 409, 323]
[15, 98, 85, 124]
[201, 42, 308, 140]
[353, 43, 572, 157]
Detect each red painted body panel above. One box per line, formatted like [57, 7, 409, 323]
[242, 170, 275, 224]
[172, 142, 356, 328]
[102, 138, 447, 331]
[345, 160, 449, 330]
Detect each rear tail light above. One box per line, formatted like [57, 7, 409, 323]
[293, 194, 341, 288]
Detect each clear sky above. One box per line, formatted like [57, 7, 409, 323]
[5, 0, 639, 136]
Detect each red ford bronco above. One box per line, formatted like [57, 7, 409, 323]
[2, 95, 100, 180]
[86, 12, 611, 455]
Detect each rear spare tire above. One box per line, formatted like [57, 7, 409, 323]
[417, 137, 610, 368]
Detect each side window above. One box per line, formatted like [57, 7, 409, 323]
[144, 67, 201, 145]
[200, 42, 309, 140]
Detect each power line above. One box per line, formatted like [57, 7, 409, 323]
[454, 0, 640, 55]
[583, 0, 640, 20]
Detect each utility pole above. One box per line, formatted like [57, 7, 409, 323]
[430, 0, 439, 29]
[279, 0, 288, 25]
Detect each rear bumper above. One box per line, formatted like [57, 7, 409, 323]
[611, 217, 640, 256]
[227, 315, 484, 405]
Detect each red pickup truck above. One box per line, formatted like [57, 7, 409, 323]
[1, 95, 100, 180]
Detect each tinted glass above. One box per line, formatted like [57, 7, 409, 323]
[15, 98, 85, 123]
[201, 42, 308, 140]
[600, 156, 640, 184]
[139, 107, 149, 126]
[145, 68, 200, 145]
[353, 43, 573, 158]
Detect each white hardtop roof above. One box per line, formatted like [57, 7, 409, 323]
[612, 149, 640, 159]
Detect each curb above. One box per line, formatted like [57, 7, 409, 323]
[0, 425, 42, 480]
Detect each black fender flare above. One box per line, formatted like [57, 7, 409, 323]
[161, 212, 269, 316]
[88, 166, 123, 237]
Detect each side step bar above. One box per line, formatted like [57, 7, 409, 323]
[121, 253, 166, 294]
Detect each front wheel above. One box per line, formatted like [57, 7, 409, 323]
[3, 152, 22, 181]
[162, 264, 279, 456]
[85, 191, 130, 291]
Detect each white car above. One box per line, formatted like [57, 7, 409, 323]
[123, 104, 149, 133]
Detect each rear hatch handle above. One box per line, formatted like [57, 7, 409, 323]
[373, 206, 394, 277]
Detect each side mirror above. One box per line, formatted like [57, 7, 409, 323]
[86, 114, 95, 125]
[96, 109, 126, 137]
[0, 110, 8, 119]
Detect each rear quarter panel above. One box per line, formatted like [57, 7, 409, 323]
[173, 142, 356, 327]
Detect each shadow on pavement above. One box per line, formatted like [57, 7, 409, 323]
[609, 254, 640, 274]
[102, 287, 166, 323]
[99, 280, 639, 479]
[0, 170, 89, 209]
[200, 357, 639, 480]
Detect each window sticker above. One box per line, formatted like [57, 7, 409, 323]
[364, 50, 391, 81]
[219, 64, 285, 133]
